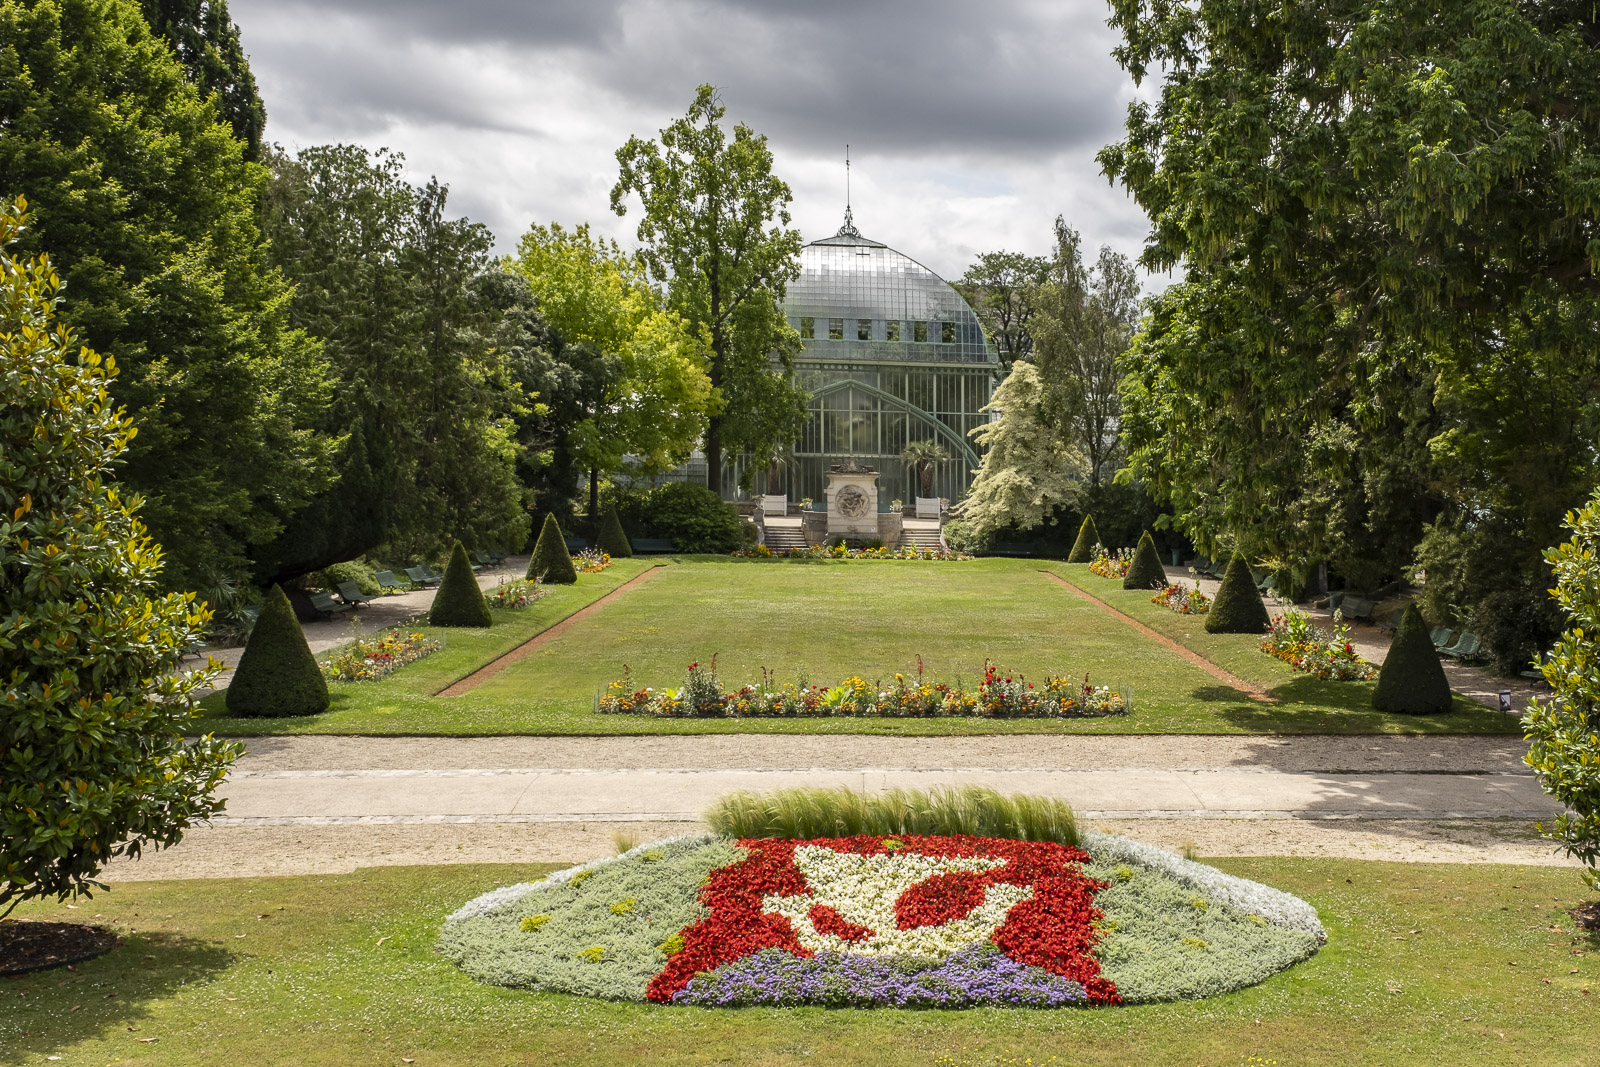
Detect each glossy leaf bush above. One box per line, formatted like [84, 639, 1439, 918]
[0, 200, 239, 915]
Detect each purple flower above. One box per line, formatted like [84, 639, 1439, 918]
[671, 943, 1087, 1009]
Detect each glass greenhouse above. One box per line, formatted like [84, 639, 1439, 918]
[742, 213, 996, 508]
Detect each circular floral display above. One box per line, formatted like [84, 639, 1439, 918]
[439, 831, 1325, 1008]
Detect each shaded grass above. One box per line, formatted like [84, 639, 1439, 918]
[4, 860, 1596, 1065]
[193, 558, 1519, 736]
[706, 786, 1080, 846]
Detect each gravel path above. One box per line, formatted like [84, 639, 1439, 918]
[233, 733, 1532, 774]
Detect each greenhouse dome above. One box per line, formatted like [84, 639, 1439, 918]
[760, 211, 997, 507]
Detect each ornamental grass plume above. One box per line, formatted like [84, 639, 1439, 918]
[704, 786, 1079, 847]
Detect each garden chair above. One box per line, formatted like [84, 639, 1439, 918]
[1375, 608, 1404, 634]
[1430, 627, 1456, 650]
[1338, 597, 1375, 623]
[564, 536, 588, 553]
[374, 570, 407, 594]
[308, 591, 354, 618]
[472, 550, 498, 569]
[336, 581, 376, 608]
[630, 537, 674, 554]
[404, 566, 441, 588]
[1440, 632, 1481, 660]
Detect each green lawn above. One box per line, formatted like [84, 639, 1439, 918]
[194, 557, 1519, 737]
[4, 859, 1594, 1065]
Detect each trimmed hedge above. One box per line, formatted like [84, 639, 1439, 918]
[225, 584, 329, 717]
[1204, 553, 1271, 634]
[1067, 516, 1099, 564]
[430, 542, 492, 627]
[528, 513, 577, 584]
[1372, 604, 1452, 714]
[1123, 530, 1166, 590]
[597, 505, 632, 558]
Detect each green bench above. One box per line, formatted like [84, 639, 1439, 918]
[990, 542, 1036, 557]
[308, 591, 354, 618]
[630, 537, 674, 554]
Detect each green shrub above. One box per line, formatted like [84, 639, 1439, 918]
[1371, 604, 1451, 714]
[1523, 493, 1600, 889]
[1123, 530, 1166, 590]
[621, 483, 746, 554]
[862, 536, 886, 550]
[528, 513, 577, 584]
[225, 584, 330, 717]
[0, 200, 240, 913]
[704, 786, 1079, 846]
[313, 559, 380, 596]
[1067, 515, 1099, 563]
[429, 542, 492, 627]
[597, 506, 632, 558]
[1205, 553, 1271, 634]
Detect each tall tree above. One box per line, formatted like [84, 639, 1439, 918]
[1030, 219, 1141, 487]
[958, 361, 1088, 540]
[611, 84, 806, 495]
[139, 0, 266, 160]
[1099, 0, 1600, 662]
[512, 222, 718, 520]
[956, 250, 1051, 374]
[258, 145, 528, 575]
[0, 0, 335, 593]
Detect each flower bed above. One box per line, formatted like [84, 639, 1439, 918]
[1152, 584, 1211, 615]
[320, 627, 441, 682]
[597, 660, 1128, 719]
[1261, 608, 1378, 680]
[734, 544, 971, 561]
[440, 831, 1324, 1007]
[486, 578, 545, 610]
[1088, 546, 1132, 578]
[573, 548, 613, 573]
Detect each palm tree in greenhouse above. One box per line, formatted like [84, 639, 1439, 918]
[901, 439, 950, 499]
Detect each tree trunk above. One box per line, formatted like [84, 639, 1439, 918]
[920, 461, 934, 498]
[588, 466, 599, 537]
[767, 460, 780, 495]
[705, 417, 723, 496]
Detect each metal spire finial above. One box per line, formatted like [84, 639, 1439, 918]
[838, 145, 861, 238]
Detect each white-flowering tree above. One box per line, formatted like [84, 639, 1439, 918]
[958, 362, 1087, 540]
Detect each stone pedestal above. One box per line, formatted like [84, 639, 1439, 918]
[825, 468, 880, 542]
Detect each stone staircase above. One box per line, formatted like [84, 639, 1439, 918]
[899, 519, 944, 551]
[762, 519, 809, 552]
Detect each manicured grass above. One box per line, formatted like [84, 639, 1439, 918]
[193, 558, 1519, 737]
[4, 859, 1595, 1065]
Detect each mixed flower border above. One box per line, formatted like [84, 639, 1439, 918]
[735, 544, 972, 561]
[320, 626, 440, 682]
[440, 830, 1326, 1009]
[1261, 608, 1378, 681]
[597, 660, 1129, 719]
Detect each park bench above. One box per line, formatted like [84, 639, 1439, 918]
[564, 536, 588, 553]
[308, 591, 354, 618]
[404, 565, 441, 588]
[473, 549, 502, 568]
[374, 569, 408, 594]
[1337, 596, 1376, 623]
[990, 542, 1035, 557]
[631, 537, 674, 554]
[336, 581, 376, 607]
[1440, 631, 1482, 660]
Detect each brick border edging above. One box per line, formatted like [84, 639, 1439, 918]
[1040, 570, 1276, 704]
[435, 565, 666, 698]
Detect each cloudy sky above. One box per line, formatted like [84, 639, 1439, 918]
[230, 0, 1162, 287]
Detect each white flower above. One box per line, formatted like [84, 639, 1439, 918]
[761, 845, 1032, 959]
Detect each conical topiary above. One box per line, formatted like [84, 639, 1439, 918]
[528, 513, 577, 584]
[226, 584, 329, 717]
[1123, 530, 1166, 590]
[1067, 515, 1099, 564]
[1372, 604, 1452, 714]
[1204, 552, 1272, 634]
[430, 542, 492, 627]
[597, 505, 632, 558]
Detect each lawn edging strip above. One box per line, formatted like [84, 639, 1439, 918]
[1041, 570, 1275, 704]
[436, 565, 665, 697]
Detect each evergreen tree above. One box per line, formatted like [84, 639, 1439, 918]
[0, 0, 335, 592]
[1, 198, 240, 915]
[139, 0, 265, 160]
[1205, 553, 1271, 634]
[1372, 605, 1451, 714]
[225, 585, 329, 717]
[960, 362, 1086, 540]
[429, 542, 492, 627]
[1123, 530, 1166, 590]
[1067, 516, 1099, 564]
[528, 514, 577, 584]
[598, 506, 632, 558]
